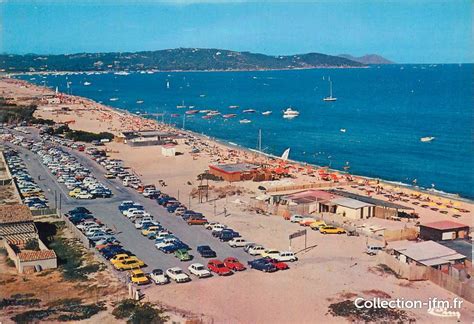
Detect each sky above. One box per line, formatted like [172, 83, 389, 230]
[0, 0, 472, 63]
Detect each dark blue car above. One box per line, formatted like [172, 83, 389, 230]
[248, 258, 277, 272]
[197, 245, 216, 258]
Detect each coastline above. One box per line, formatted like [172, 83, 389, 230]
[4, 75, 471, 203]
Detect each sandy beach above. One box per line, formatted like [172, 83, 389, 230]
[1, 77, 472, 323]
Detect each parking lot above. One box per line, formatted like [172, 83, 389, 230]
[8, 131, 260, 281]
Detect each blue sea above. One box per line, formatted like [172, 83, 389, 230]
[17, 64, 474, 199]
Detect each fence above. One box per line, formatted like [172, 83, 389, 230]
[426, 267, 474, 303]
[266, 181, 346, 193]
[377, 252, 428, 280]
[31, 208, 60, 218]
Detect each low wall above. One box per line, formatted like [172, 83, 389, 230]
[426, 267, 474, 303]
[383, 227, 419, 242]
[266, 181, 348, 193]
[61, 214, 92, 248]
[31, 208, 60, 218]
[377, 252, 428, 280]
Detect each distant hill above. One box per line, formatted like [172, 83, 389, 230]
[338, 54, 394, 65]
[0, 48, 365, 73]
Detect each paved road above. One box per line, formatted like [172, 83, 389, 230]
[11, 131, 254, 276]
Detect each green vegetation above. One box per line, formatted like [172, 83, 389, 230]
[1, 48, 364, 73]
[112, 299, 169, 324]
[0, 247, 7, 256]
[10, 298, 105, 323]
[6, 257, 16, 267]
[0, 293, 41, 309]
[24, 239, 40, 251]
[48, 235, 101, 281]
[0, 99, 54, 125]
[47, 124, 113, 142]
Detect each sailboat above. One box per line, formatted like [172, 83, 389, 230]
[166, 80, 170, 89]
[323, 77, 337, 102]
[281, 148, 290, 161]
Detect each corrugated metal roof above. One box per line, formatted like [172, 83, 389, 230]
[331, 197, 374, 209]
[328, 190, 414, 210]
[389, 240, 466, 266]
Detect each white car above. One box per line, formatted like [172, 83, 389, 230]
[290, 215, 304, 223]
[228, 237, 248, 248]
[149, 269, 170, 285]
[274, 251, 298, 262]
[204, 222, 219, 230]
[166, 267, 191, 283]
[248, 245, 265, 256]
[134, 218, 158, 229]
[76, 192, 93, 199]
[155, 238, 177, 249]
[210, 224, 226, 232]
[188, 263, 212, 278]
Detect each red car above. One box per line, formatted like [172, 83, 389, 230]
[187, 218, 208, 226]
[263, 257, 289, 270]
[207, 259, 233, 276]
[223, 257, 246, 271]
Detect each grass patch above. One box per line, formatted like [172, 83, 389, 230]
[10, 299, 106, 323]
[0, 293, 41, 309]
[47, 235, 101, 281]
[112, 299, 169, 324]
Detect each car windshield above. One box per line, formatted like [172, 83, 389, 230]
[134, 273, 145, 278]
[153, 270, 163, 275]
[195, 265, 204, 270]
[174, 269, 183, 274]
[216, 263, 225, 268]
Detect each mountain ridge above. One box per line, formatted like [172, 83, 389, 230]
[338, 54, 394, 64]
[0, 48, 366, 73]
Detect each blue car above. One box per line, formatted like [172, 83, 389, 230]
[248, 258, 277, 272]
[197, 245, 217, 258]
[159, 244, 180, 254]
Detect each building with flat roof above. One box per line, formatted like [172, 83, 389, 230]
[388, 240, 466, 269]
[118, 130, 176, 146]
[209, 163, 268, 182]
[419, 221, 470, 241]
[329, 197, 375, 219]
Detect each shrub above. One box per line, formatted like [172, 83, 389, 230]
[25, 239, 40, 251]
[112, 299, 169, 324]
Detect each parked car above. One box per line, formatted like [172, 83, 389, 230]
[175, 248, 192, 261]
[187, 218, 208, 226]
[263, 257, 289, 270]
[114, 258, 145, 271]
[150, 269, 170, 285]
[166, 267, 191, 283]
[290, 215, 304, 223]
[247, 245, 265, 256]
[130, 269, 149, 285]
[299, 217, 316, 226]
[248, 258, 277, 272]
[207, 259, 232, 276]
[223, 257, 246, 271]
[309, 221, 327, 230]
[261, 249, 281, 259]
[319, 226, 346, 234]
[274, 251, 298, 262]
[188, 263, 212, 278]
[197, 245, 217, 258]
[228, 237, 248, 248]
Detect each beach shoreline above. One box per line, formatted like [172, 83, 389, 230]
[2, 75, 471, 203]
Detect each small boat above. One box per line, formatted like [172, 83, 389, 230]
[222, 114, 237, 118]
[200, 94, 206, 97]
[136, 100, 144, 104]
[243, 109, 256, 113]
[200, 110, 211, 113]
[340, 128, 346, 133]
[262, 111, 272, 116]
[420, 136, 435, 142]
[207, 111, 221, 117]
[283, 108, 300, 119]
[185, 110, 199, 115]
[229, 105, 239, 109]
[166, 81, 170, 89]
[171, 114, 180, 117]
[202, 115, 213, 120]
[177, 100, 187, 109]
[239, 119, 251, 124]
[114, 71, 130, 76]
[109, 98, 119, 101]
[188, 105, 195, 109]
[83, 81, 91, 86]
[323, 77, 337, 102]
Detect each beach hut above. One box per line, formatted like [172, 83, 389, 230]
[161, 144, 176, 157]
